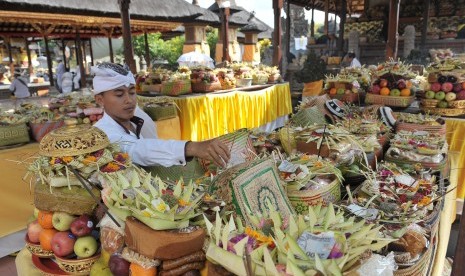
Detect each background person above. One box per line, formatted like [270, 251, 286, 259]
[92, 62, 230, 168]
[9, 72, 30, 99]
[343, 52, 361, 68]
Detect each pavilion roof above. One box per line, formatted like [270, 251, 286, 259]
[288, 0, 365, 16]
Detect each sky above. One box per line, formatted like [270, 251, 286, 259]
[184, 0, 331, 29]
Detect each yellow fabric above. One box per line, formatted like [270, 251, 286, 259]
[0, 143, 36, 237]
[173, 83, 292, 141]
[242, 44, 260, 63]
[445, 119, 465, 199]
[155, 116, 181, 140]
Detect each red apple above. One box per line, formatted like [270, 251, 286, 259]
[109, 254, 130, 276]
[27, 220, 43, 243]
[453, 83, 463, 92]
[442, 82, 453, 93]
[397, 79, 406, 89]
[457, 90, 465, 100]
[51, 231, 76, 257]
[70, 215, 94, 237]
[379, 79, 388, 88]
[89, 114, 97, 122]
[371, 84, 381, 94]
[430, 82, 441, 92]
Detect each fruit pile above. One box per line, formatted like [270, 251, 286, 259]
[136, 69, 171, 92]
[423, 73, 465, 109]
[190, 67, 219, 84]
[216, 68, 236, 90]
[324, 74, 361, 103]
[369, 77, 413, 97]
[27, 210, 99, 259]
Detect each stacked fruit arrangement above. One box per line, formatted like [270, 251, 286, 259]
[216, 68, 236, 90]
[136, 68, 171, 93]
[190, 67, 221, 93]
[369, 77, 413, 97]
[421, 71, 465, 115]
[325, 73, 361, 103]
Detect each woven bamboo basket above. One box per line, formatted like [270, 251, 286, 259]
[252, 75, 269, 85]
[236, 78, 252, 87]
[365, 93, 415, 107]
[287, 177, 341, 214]
[448, 100, 465, 109]
[329, 92, 363, 104]
[420, 99, 439, 108]
[144, 158, 205, 183]
[55, 254, 100, 275]
[140, 83, 161, 93]
[395, 121, 446, 135]
[191, 81, 222, 93]
[0, 123, 30, 147]
[160, 79, 192, 96]
[385, 153, 447, 171]
[29, 120, 65, 142]
[421, 107, 465, 117]
[393, 232, 436, 276]
[143, 104, 177, 121]
[25, 235, 54, 258]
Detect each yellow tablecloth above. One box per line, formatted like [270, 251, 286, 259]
[0, 143, 37, 238]
[174, 83, 292, 141]
[445, 119, 465, 199]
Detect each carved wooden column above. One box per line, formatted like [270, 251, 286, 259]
[75, 28, 86, 88]
[119, 0, 136, 73]
[273, 0, 283, 70]
[144, 32, 150, 68]
[386, 0, 400, 60]
[61, 39, 68, 70]
[24, 37, 32, 68]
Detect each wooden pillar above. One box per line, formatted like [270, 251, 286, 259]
[61, 39, 68, 70]
[119, 0, 136, 73]
[108, 37, 114, 63]
[420, 0, 431, 53]
[75, 29, 86, 89]
[43, 35, 54, 87]
[6, 37, 13, 64]
[82, 39, 87, 73]
[386, 0, 400, 60]
[286, 0, 291, 61]
[220, 7, 231, 62]
[144, 32, 151, 68]
[337, 0, 347, 55]
[452, 202, 465, 275]
[324, 0, 329, 35]
[24, 37, 32, 68]
[89, 39, 94, 66]
[311, 8, 315, 37]
[273, 0, 283, 70]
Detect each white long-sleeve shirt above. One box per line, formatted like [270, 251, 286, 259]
[94, 106, 187, 167]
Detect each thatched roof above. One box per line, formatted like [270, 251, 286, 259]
[0, 0, 204, 22]
[289, 0, 365, 16]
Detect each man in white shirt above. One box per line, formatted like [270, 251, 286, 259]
[92, 63, 230, 168]
[344, 52, 361, 68]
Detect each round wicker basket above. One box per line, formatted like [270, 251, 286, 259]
[365, 93, 415, 107]
[420, 99, 439, 108]
[39, 124, 109, 157]
[421, 107, 465, 117]
[55, 254, 100, 275]
[448, 100, 465, 109]
[25, 235, 54, 258]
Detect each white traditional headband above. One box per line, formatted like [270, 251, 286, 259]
[91, 63, 135, 95]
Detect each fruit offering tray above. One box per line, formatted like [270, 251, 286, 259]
[421, 106, 465, 117]
[365, 93, 415, 107]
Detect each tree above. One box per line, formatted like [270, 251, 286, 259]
[206, 27, 218, 60]
[129, 33, 185, 67]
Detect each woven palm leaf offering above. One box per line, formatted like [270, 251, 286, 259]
[0, 112, 31, 147]
[25, 124, 131, 214]
[385, 130, 447, 171]
[249, 130, 284, 155]
[395, 112, 446, 135]
[277, 154, 343, 214]
[203, 203, 395, 275]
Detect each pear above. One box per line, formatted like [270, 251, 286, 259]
[89, 259, 112, 276]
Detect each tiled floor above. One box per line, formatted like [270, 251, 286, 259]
[0, 256, 17, 275]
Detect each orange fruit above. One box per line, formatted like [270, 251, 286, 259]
[37, 210, 54, 229]
[129, 263, 157, 276]
[380, 87, 390, 96]
[39, 228, 58, 251]
[406, 80, 413, 89]
[329, 87, 337, 95]
[462, 82, 465, 90]
[400, 88, 411, 97]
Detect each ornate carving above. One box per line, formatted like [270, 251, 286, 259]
[55, 254, 100, 275]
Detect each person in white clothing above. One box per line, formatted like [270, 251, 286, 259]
[344, 52, 361, 68]
[92, 62, 230, 168]
[9, 72, 30, 98]
[56, 58, 65, 92]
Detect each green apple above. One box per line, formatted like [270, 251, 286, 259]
[435, 91, 446, 100]
[438, 100, 448, 108]
[52, 212, 76, 231]
[425, 90, 436, 99]
[336, 88, 345, 95]
[90, 259, 112, 276]
[390, 89, 401, 96]
[74, 236, 98, 258]
[445, 92, 457, 102]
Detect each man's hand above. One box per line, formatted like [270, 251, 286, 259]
[185, 139, 231, 168]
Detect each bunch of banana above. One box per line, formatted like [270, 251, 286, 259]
[246, 203, 395, 276]
[102, 171, 203, 230]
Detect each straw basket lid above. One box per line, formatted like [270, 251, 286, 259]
[39, 124, 110, 157]
[379, 106, 397, 128]
[325, 99, 345, 118]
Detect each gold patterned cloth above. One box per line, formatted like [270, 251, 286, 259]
[173, 83, 292, 141]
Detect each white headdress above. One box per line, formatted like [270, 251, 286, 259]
[91, 63, 135, 95]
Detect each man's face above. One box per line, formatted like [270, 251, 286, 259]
[95, 84, 137, 123]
